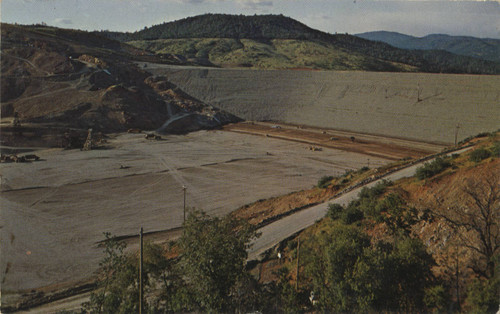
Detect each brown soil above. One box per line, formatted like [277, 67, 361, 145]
[233, 187, 337, 226]
[407, 158, 500, 281]
[224, 121, 444, 161]
[1, 24, 239, 140]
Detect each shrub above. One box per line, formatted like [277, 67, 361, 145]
[358, 180, 391, 201]
[318, 175, 334, 188]
[469, 147, 492, 162]
[465, 277, 500, 313]
[341, 205, 364, 224]
[424, 285, 448, 312]
[327, 203, 344, 220]
[491, 141, 500, 157]
[359, 166, 370, 172]
[415, 157, 451, 180]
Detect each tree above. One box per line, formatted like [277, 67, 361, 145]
[327, 203, 344, 220]
[83, 232, 127, 313]
[304, 223, 436, 312]
[82, 234, 175, 313]
[433, 173, 499, 279]
[377, 193, 420, 236]
[178, 209, 260, 312]
[465, 276, 500, 313]
[305, 224, 370, 311]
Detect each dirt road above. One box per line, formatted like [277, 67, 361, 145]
[1, 130, 392, 309]
[224, 121, 444, 160]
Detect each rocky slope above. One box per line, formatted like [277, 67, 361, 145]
[0, 23, 240, 147]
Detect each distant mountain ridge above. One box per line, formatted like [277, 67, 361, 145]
[96, 14, 500, 74]
[356, 31, 500, 63]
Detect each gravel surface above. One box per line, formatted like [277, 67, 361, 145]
[1, 130, 391, 300]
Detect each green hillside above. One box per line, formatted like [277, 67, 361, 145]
[128, 38, 416, 71]
[99, 14, 500, 74]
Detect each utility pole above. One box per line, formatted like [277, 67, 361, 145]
[139, 227, 143, 314]
[454, 124, 460, 146]
[296, 236, 300, 291]
[182, 185, 187, 222]
[455, 243, 461, 312]
[367, 158, 370, 168]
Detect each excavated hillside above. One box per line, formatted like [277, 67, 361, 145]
[0, 24, 239, 147]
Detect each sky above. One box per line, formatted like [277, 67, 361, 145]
[1, 0, 499, 39]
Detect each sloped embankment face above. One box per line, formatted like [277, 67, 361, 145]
[151, 66, 500, 144]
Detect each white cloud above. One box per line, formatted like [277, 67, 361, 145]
[237, 0, 273, 9]
[175, 0, 273, 8]
[183, 0, 206, 4]
[54, 18, 73, 25]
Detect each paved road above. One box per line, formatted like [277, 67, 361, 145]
[248, 146, 472, 260]
[19, 147, 471, 313]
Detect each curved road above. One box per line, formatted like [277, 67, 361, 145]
[20, 147, 471, 313]
[248, 146, 472, 260]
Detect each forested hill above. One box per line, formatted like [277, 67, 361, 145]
[356, 31, 500, 63]
[98, 14, 500, 74]
[100, 14, 328, 41]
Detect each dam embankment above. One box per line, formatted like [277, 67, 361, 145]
[147, 64, 500, 144]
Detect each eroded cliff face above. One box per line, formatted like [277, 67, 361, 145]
[1, 24, 240, 146]
[149, 65, 500, 144]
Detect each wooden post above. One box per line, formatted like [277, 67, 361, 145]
[183, 186, 187, 222]
[454, 124, 460, 146]
[455, 244, 460, 311]
[296, 237, 300, 290]
[139, 227, 143, 314]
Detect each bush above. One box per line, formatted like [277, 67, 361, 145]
[424, 285, 449, 312]
[359, 166, 370, 172]
[341, 205, 364, 224]
[491, 141, 500, 157]
[469, 147, 492, 162]
[465, 277, 500, 313]
[327, 203, 344, 220]
[358, 180, 391, 200]
[415, 157, 451, 180]
[317, 175, 334, 188]
[327, 202, 363, 224]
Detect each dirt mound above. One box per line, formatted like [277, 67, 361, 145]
[1, 24, 240, 145]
